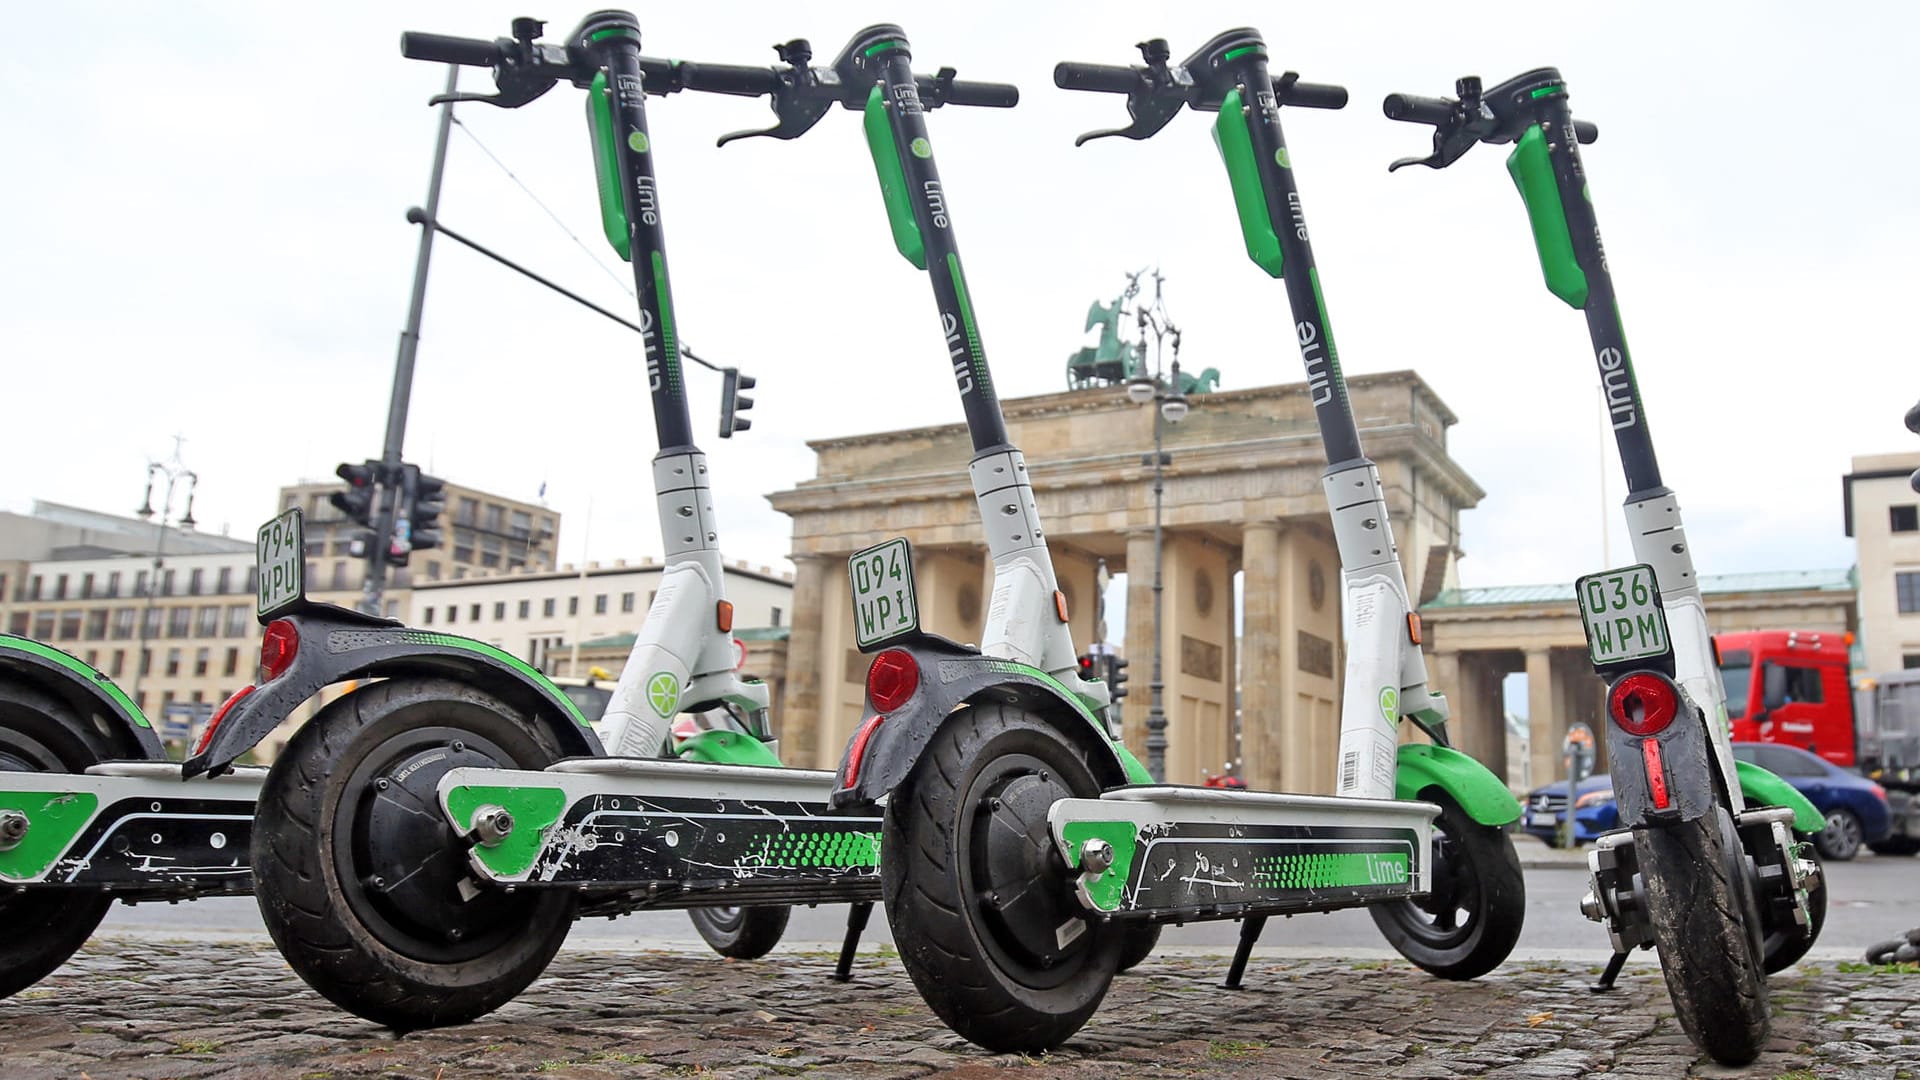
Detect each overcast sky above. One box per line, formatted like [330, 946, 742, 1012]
[4, 2, 1914, 594]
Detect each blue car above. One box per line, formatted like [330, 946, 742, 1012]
[1732, 742, 1892, 861]
[1521, 773, 1620, 847]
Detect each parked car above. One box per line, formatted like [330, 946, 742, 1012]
[1731, 741, 1893, 861]
[1521, 773, 1620, 847]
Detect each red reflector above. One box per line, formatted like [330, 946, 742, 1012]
[866, 649, 920, 713]
[716, 600, 734, 634]
[843, 713, 886, 788]
[196, 684, 255, 757]
[260, 619, 300, 681]
[1608, 672, 1679, 737]
[1641, 738, 1671, 810]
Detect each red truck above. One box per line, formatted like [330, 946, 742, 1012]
[1715, 629, 1920, 854]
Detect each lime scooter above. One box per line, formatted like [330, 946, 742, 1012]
[685, 27, 1527, 1052]
[0, 638, 263, 1001]
[1380, 73, 1825, 1065]
[181, 12, 1016, 1029]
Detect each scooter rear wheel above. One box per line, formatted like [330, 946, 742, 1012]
[1637, 803, 1770, 1066]
[1369, 792, 1524, 980]
[882, 703, 1120, 1052]
[251, 677, 575, 1029]
[0, 681, 113, 999]
[688, 904, 791, 959]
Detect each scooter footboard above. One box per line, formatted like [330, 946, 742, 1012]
[1050, 785, 1436, 920]
[0, 762, 263, 895]
[439, 759, 883, 904]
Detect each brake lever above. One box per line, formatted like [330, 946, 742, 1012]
[1074, 41, 1187, 147]
[716, 95, 832, 145]
[427, 84, 555, 108]
[1387, 126, 1475, 172]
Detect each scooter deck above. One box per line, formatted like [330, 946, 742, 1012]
[439, 758, 883, 907]
[0, 762, 263, 896]
[1051, 784, 1437, 921]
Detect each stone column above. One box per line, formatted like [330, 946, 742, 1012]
[781, 555, 828, 770]
[1123, 531, 1157, 765]
[1239, 522, 1285, 790]
[1526, 647, 1562, 787]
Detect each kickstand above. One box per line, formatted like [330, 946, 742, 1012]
[1589, 949, 1629, 992]
[1222, 915, 1268, 989]
[834, 902, 874, 982]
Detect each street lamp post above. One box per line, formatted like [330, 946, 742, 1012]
[131, 438, 199, 705]
[1125, 277, 1189, 783]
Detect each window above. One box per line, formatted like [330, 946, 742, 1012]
[568, 597, 579, 617]
[29, 575, 42, 600]
[106, 571, 121, 598]
[494, 602, 506, 621]
[1894, 506, 1920, 533]
[84, 610, 108, 640]
[224, 647, 239, 677]
[167, 608, 192, 638]
[54, 574, 68, 600]
[481, 537, 502, 569]
[31, 612, 52, 640]
[194, 648, 210, 677]
[133, 571, 147, 598]
[81, 573, 95, 599]
[510, 510, 533, 541]
[331, 562, 348, 590]
[141, 608, 162, 640]
[161, 569, 175, 596]
[426, 561, 442, 582]
[225, 605, 249, 637]
[470, 604, 482, 623]
[6, 614, 26, 636]
[454, 534, 476, 563]
[544, 598, 556, 617]
[189, 568, 204, 595]
[1905, 654, 1920, 670]
[453, 567, 468, 580]
[110, 650, 125, 677]
[1899, 571, 1920, 615]
[385, 600, 399, 618]
[85, 649, 98, 667]
[1764, 662, 1824, 706]
[422, 607, 435, 625]
[165, 648, 181, 676]
[594, 594, 608, 615]
[304, 562, 317, 588]
[446, 606, 458, 624]
[58, 611, 81, 640]
[770, 606, 783, 628]
[518, 600, 530, 619]
[196, 606, 219, 637]
[457, 497, 479, 527]
[245, 566, 257, 595]
[483, 504, 504, 533]
[217, 567, 232, 594]
[620, 592, 635, 613]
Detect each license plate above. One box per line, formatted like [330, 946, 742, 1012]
[849, 538, 918, 651]
[1575, 563, 1670, 668]
[1527, 811, 1553, 828]
[257, 508, 306, 619]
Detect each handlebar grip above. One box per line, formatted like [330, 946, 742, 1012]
[1573, 119, 1599, 144]
[1276, 79, 1347, 110]
[675, 61, 779, 98]
[1382, 93, 1454, 125]
[1053, 61, 1140, 94]
[399, 31, 502, 67]
[939, 79, 1019, 108]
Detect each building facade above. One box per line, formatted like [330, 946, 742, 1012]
[1844, 451, 1920, 672]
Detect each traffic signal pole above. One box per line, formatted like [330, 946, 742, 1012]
[359, 65, 458, 616]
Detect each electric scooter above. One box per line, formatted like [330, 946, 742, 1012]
[0, 636, 263, 1000]
[1381, 71, 1825, 1066]
[689, 27, 1528, 1052]
[181, 12, 1016, 1030]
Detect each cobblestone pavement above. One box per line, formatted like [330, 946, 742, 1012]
[4, 936, 1918, 1079]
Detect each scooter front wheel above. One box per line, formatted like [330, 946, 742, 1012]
[0, 681, 113, 999]
[882, 703, 1120, 1052]
[1637, 803, 1770, 1066]
[687, 904, 791, 959]
[251, 677, 575, 1029]
[1369, 791, 1524, 980]
[1761, 844, 1825, 974]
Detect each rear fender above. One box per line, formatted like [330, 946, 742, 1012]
[1606, 679, 1716, 829]
[831, 639, 1141, 807]
[0, 634, 163, 758]
[1395, 743, 1522, 827]
[183, 611, 600, 777]
[1734, 759, 1824, 833]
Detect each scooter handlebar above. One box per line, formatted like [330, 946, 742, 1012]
[399, 31, 503, 68]
[675, 60, 780, 97]
[1384, 90, 1599, 143]
[1053, 61, 1139, 94]
[938, 79, 1019, 108]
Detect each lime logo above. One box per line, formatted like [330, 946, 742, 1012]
[628, 130, 650, 153]
[909, 137, 932, 159]
[646, 672, 679, 718]
[1274, 147, 1291, 169]
[1378, 687, 1398, 725]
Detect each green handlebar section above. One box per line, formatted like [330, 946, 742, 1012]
[1504, 125, 1586, 309]
[863, 86, 926, 270]
[1211, 89, 1285, 279]
[586, 71, 632, 263]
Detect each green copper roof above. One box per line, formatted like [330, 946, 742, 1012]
[1424, 568, 1857, 609]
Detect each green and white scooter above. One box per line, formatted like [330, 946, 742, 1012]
[689, 27, 1527, 1052]
[183, 12, 1017, 1029]
[1381, 71, 1823, 1066]
[0, 635, 263, 999]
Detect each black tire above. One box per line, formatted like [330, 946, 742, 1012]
[881, 704, 1121, 1052]
[1115, 924, 1161, 973]
[1814, 808, 1863, 861]
[687, 905, 791, 959]
[0, 681, 114, 1000]
[1369, 792, 1525, 980]
[1868, 836, 1920, 857]
[251, 677, 576, 1029]
[1637, 804, 1770, 1066]
[1762, 845, 1825, 974]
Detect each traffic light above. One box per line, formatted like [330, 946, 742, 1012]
[1104, 654, 1130, 703]
[330, 460, 379, 527]
[408, 467, 448, 552]
[720, 367, 755, 438]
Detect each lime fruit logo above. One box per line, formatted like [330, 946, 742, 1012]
[628, 130, 650, 153]
[646, 671, 679, 718]
[910, 137, 932, 159]
[1378, 687, 1398, 724]
[1274, 147, 1291, 169]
